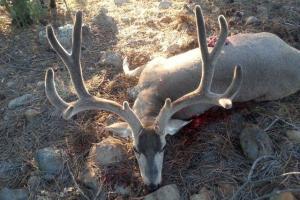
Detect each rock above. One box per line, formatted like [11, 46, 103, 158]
[245, 16, 260, 26]
[144, 184, 180, 200]
[0, 188, 28, 200]
[89, 137, 127, 166]
[240, 126, 274, 160]
[270, 191, 296, 200]
[159, 0, 172, 9]
[35, 147, 64, 177]
[39, 24, 91, 49]
[99, 51, 123, 69]
[24, 108, 41, 121]
[93, 8, 118, 33]
[39, 24, 72, 48]
[190, 187, 211, 200]
[286, 130, 300, 143]
[8, 94, 34, 109]
[114, 0, 128, 6]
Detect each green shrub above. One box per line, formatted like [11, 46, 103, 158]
[0, 0, 46, 27]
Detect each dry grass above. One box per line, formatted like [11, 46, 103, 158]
[0, 0, 299, 199]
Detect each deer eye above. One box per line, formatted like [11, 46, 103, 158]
[133, 146, 140, 154]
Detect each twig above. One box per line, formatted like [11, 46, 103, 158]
[264, 115, 300, 132]
[264, 117, 280, 132]
[231, 156, 277, 200]
[247, 156, 276, 181]
[65, 154, 91, 200]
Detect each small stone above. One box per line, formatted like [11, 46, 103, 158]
[190, 187, 211, 200]
[114, 0, 128, 6]
[24, 109, 41, 121]
[245, 16, 260, 26]
[144, 184, 180, 200]
[0, 187, 28, 200]
[89, 136, 127, 166]
[240, 126, 274, 160]
[286, 130, 300, 143]
[159, 0, 172, 9]
[8, 94, 34, 109]
[99, 51, 123, 69]
[92, 8, 118, 33]
[270, 191, 295, 200]
[35, 147, 64, 177]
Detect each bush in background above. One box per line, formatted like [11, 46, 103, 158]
[0, 0, 46, 27]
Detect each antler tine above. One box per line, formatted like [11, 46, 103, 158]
[45, 68, 69, 111]
[45, 11, 143, 136]
[155, 6, 242, 134]
[46, 11, 90, 98]
[196, 6, 228, 93]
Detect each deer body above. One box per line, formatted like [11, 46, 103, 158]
[132, 32, 300, 121]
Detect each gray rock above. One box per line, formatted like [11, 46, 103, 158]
[8, 94, 34, 109]
[99, 51, 123, 69]
[93, 8, 118, 33]
[39, 24, 91, 49]
[89, 137, 127, 166]
[144, 184, 180, 200]
[114, 0, 128, 6]
[24, 109, 41, 121]
[245, 16, 260, 26]
[159, 0, 172, 9]
[39, 24, 72, 48]
[240, 126, 274, 160]
[0, 188, 28, 200]
[286, 130, 300, 143]
[35, 147, 64, 176]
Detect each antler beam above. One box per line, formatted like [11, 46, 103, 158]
[45, 11, 143, 135]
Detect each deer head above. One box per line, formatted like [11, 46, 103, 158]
[45, 7, 242, 191]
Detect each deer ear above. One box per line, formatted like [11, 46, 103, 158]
[105, 122, 132, 139]
[164, 119, 191, 136]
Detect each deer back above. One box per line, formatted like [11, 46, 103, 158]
[133, 32, 300, 120]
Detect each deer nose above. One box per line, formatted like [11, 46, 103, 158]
[147, 184, 159, 192]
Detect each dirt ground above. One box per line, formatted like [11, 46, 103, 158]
[0, 0, 300, 199]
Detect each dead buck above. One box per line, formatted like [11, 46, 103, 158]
[45, 6, 300, 190]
